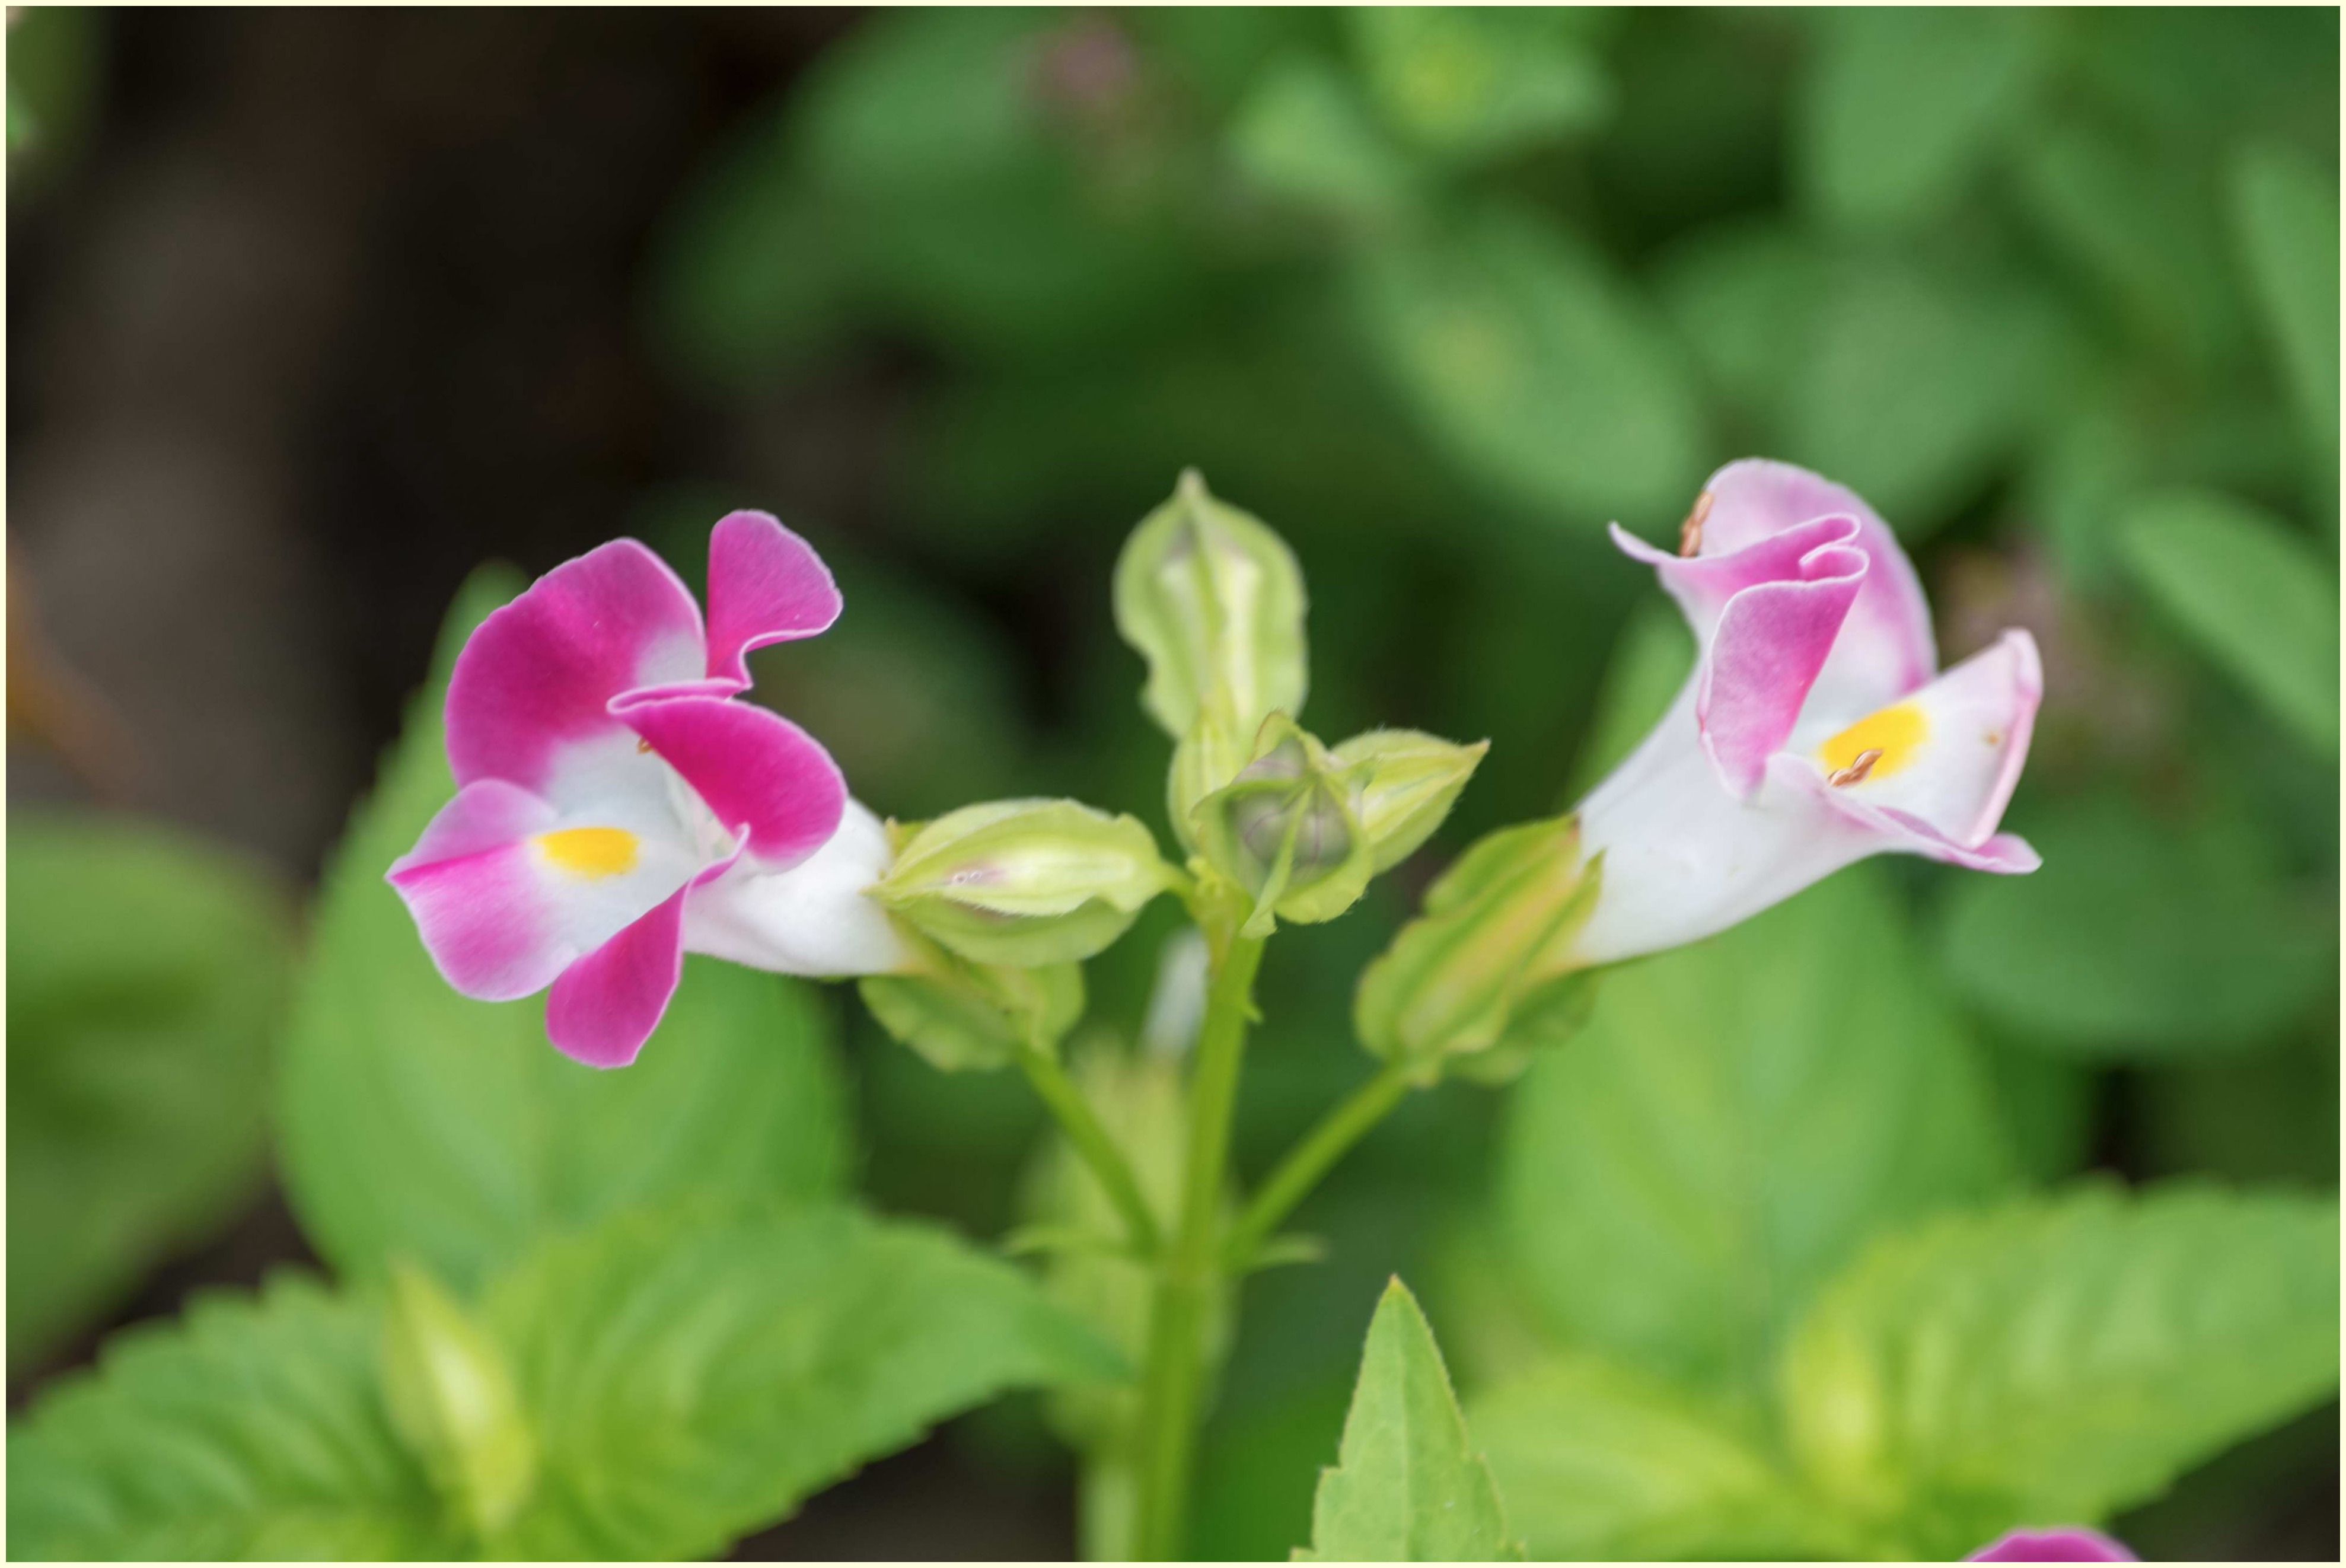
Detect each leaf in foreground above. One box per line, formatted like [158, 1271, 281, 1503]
[1298, 1277, 1522, 1561]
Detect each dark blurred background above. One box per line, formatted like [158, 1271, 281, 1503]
[9, 8, 2338, 1559]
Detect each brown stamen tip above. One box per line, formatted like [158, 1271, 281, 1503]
[636, 737, 655, 754]
[1678, 490, 1714, 557]
[1828, 748, 1883, 788]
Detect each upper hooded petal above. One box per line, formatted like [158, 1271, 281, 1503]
[683, 798, 911, 976]
[704, 511, 843, 689]
[1967, 1529, 2135, 1562]
[1610, 514, 1869, 799]
[1697, 458, 1937, 725]
[1803, 629, 2042, 850]
[446, 540, 708, 805]
[620, 693, 848, 872]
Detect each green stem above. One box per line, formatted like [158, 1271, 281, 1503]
[1221, 1056, 1419, 1272]
[1132, 930, 1266, 1560]
[1015, 1040, 1162, 1260]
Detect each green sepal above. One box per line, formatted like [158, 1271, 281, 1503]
[1354, 815, 1602, 1076]
[877, 798, 1175, 967]
[1330, 728, 1490, 873]
[1191, 714, 1376, 938]
[378, 1259, 538, 1544]
[857, 932, 1085, 1072]
[1113, 467, 1309, 745]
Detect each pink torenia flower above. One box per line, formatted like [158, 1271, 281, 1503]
[1968, 1528, 2135, 1561]
[1571, 459, 2042, 964]
[388, 512, 907, 1067]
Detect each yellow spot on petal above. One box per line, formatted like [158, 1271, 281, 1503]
[1819, 702, 1928, 781]
[537, 826, 638, 879]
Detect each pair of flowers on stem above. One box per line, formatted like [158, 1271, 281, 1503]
[388, 457, 2044, 1558]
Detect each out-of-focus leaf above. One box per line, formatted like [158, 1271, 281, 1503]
[1780, 1183, 2341, 1557]
[646, 101, 850, 387]
[277, 571, 850, 1293]
[2012, 120, 2250, 371]
[2140, 1034, 2341, 1189]
[8, 812, 294, 1374]
[1470, 1354, 1843, 1561]
[485, 1200, 1126, 1559]
[1347, 7, 1610, 164]
[7, 1274, 456, 1560]
[1354, 204, 1707, 529]
[1785, 257, 2070, 536]
[1226, 55, 1417, 229]
[2119, 489, 2339, 754]
[6, 5, 101, 174]
[1655, 221, 1824, 438]
[1500, 868, 2018, 1397]
[2230, 145, 2341, 483]
[1799, 7, 2040, 230]
[1942, 793, 2334, 1058]
[1562, 596, 1693, 801]
[1298, 1278, 1522, 1561]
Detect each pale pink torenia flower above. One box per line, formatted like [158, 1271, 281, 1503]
[1570, 459, 2042, 965]
[388, 512, 908, 1067]
[1968, 1527, 2135, 1561]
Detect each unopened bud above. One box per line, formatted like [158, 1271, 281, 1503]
[1330, 729, 1488, 872]
[380, 1259, 537, 1542]
[1353, 814, 1602, 1078]
[859, 936, 1086, 1072]
[1193, 716, 1373, 936]
[1114, 469, 1309, 745]
[878, 799, 1174, 968]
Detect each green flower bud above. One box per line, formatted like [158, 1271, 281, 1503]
[1191, 716, 1373, 938]
[379, 1259, 537, 1542]
[1113, 469, 1309, 745]
[877, 799, 1175, 968]
[1329, 728, 1490, 872]
[859, 932, 1086, 1073]
[1353, 814, 1603, 1078]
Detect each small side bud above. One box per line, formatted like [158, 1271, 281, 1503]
[1330, 729, 1490, 872]
[1353, 814, 1602, 1079]
[1191, 715, 1373, 937]
[859, 934, 1086, 1072]
[380, 1259, 538, 1542]
[877, 799, 1174, 968]
[1113, 469, 1309, 745]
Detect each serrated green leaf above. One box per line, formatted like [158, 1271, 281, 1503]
[1500, 868, 2018, 1396]
[2119, 489, 2340, 755]
[1780, 1183, 2341, 1556]
[1470, 1353, 1844, 1561]
[8, 812, 295, 1374]
[277, 570, 851, 1293]
[1800, 8, 2041, 230]
[1353, 203, 1707, 528]
[1937, 795, 2335, 1056]
[1300, 1279, 1521, 1561]
[8, 1274, 457, 1560]
[2231, 144, 2341, 489]
[485, 1200, 1127, 1559]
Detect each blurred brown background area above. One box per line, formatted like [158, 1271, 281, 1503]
[8, 9, 1073, 1556]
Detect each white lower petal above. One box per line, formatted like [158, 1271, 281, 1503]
[683, 798, 911, 977]
[1568, 683, 1878, 965]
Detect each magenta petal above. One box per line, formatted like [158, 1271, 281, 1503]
[544, 883, 688, 1067]
[1968, 1528, 2135, 1561]
[1698, 541, 1868, 797]
[387, 785, 570, 1002]
[1701, 458, 1936, 700]
[704, 511, 843, 688]
[620, 694, 847, 870]
[447, 540, 707, 795]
